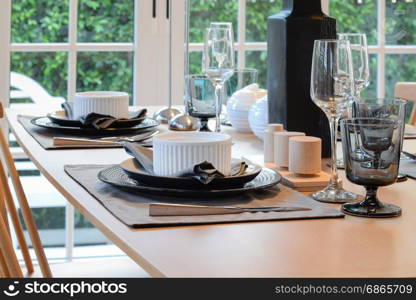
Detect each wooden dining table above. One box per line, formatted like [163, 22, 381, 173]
[5, 105, 416, 277]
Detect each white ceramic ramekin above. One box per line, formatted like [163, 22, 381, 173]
[153, 132, 232, 176]
[73, 91, 129, 119]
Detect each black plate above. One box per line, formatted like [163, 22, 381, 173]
[47, 110, 146, 128]
[120, 158, 262, 190]
[31, 116, 159, 135]
[98, 165, 281, 197]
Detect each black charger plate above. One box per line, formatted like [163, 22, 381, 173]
[47, 110, 146, 128]
[98, 165, 282, 197]
[31, 116, 159, 135]
[120, 158, 262, 190]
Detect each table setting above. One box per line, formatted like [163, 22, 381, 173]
[12, 19, 416, 229]
[17, 91, 160, 149]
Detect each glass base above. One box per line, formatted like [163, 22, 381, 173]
[312, 184, 358, 204]
[342, 201, 402, 218]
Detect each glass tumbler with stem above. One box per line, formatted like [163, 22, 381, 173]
[310, 39, 358, 203]
[185, 74, 216, 132]
[203, 27, 235, 132]
[341, 118, 403, 217]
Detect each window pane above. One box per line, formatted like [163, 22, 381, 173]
[386, 54, 416, 98]
[361, 54, 377, 99]
[245, 50, 267, 88]
[189, 0, 238, 43]
[12, 0, 69, 43]
[189, 51, 203, 75]
[246, 0, 283, 42]
[386, 54, 416, 122]
[386, 1, 416, 45]
[329, 0, 377, 45]
[77, 52, 134, 103]
[10, 52, 68, 103]
[78, 0, 134, 43]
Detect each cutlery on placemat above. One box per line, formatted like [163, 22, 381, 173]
[402, 151, 416, 161]
[149, 203, 311, 216]
[53, 130, 158, 146]
[98, 130, 159, 142]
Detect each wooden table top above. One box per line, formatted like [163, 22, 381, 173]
[6, 105, 416, 277]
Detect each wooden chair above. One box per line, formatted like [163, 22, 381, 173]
[394, 82, 416, 125]
[0, 103, 51, 277]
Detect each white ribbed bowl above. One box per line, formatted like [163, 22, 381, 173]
[73, 91, 129, 119]
[153, 132, 232, 176]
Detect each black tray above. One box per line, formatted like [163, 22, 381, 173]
[98, 165, 282, 197]
[120, 158, 262, 190]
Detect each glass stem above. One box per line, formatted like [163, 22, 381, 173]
[214, 83, 223, 132]
[363, 186, 382, 209]
[328, 114, 340, 186]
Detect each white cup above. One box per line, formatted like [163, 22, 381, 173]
[274, 131, 305, 168]
[73, 91, 129, 119]
[153, 132, 232, 176]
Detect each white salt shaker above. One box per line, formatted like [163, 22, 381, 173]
[274, 131, 305, 168]
[289, 136, 322, 175]
[264, 123, 284, 163]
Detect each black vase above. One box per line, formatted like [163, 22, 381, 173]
[267, 0, 335, 157]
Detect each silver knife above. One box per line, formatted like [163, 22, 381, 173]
[149, 203, 311, 216]
[52, 137, 152, 147]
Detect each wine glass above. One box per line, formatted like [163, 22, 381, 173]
[341, 118, 403, 217]
[185, 74, 216, 132]
[203, 27, 235, 132]
[338, 33, 370, 99]
[310, 39, 358, 203]
[337, 33, 370, 165]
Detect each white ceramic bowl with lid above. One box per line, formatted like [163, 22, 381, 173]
[73, 91, 129, 119]
[153, 132, 232, 176]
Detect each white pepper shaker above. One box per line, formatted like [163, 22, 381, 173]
[264, 123, 284, 163]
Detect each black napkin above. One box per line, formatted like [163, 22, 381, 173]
[61, 102, 147, 129]
[61, 101, 74, 119]
[177, 161, 248, 185]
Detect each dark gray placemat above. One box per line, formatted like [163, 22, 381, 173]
[18, 115, 132, 150]
[400, 159, 416, 179]
[64, 164, 344, 228]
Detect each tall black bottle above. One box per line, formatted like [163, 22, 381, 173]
[267, 0, 335, 157]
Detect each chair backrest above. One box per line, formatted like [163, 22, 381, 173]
[0, 103, 52, 278]
[394, 82, 416, 125]
[10, 72, 65, 109]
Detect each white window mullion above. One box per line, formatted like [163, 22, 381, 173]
[377, 0, 386, 98]
[65, 0, 79, 263]
[68, 0, 78, 101]
[0, 0, 11, 110]
[237, 0, 246, 68]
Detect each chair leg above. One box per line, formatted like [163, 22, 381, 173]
[0, 160, 34, 274]
[0, 129, 52, 278]
[0, 248, 11, 277]
[0, 215, 23, 278]
[0, 182, 9, 233]
[410, 105, 416, 126]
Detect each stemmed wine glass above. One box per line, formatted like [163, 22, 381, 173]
[338, 33, 370, 99]
[310, 39, 358, 203]
[203, 27, 235, 132]
[336, 33, 370, 166]
[341, 118, 403, 217]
